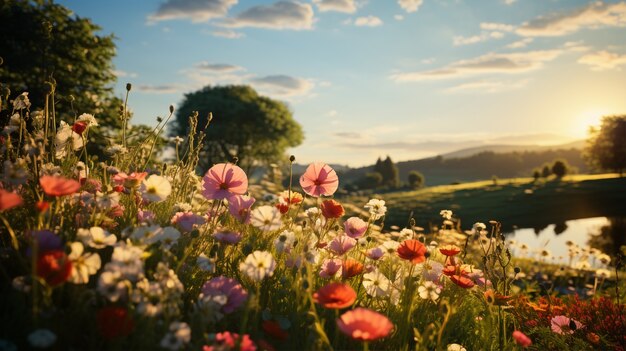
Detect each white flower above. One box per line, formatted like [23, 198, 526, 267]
[364, 199, 387, 220]
[447, 344, 467, 351]
[596, 268, 612, 279]
[95, 191, 121, 209]
[147, 226, 181, 249]
[418, 281, 441, 301]
[274, 230, 296, 254]
[77, 113, 98, 126]
[381, 240, 400, 254]
[160, 322, 191, 351]
[54, 121, 83, 159]
[140, 175, 172, 202]
[12, 92, 30, 110]
[240, 250, 276, 282]
[28, 329, 56, 348]
[105, 144, 127, 155]
[440, 210, 453, 220]
[414, 260, 444, 282]
[250, 205, 282, 232]
[197, 253, 215, 272]
[362, 270, 391, 298]
[77, 226, 117, 249]
[105, 242, 144, 281]
[97, 271, 128, 302]
[596, 253, 611, 265]
[68, 242, 101, 284]
[472, 222, 487, 235]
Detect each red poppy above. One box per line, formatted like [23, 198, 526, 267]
[39, 175, 81, 196]
[341, 259, 364, 279]
[397, 239, 427, 264]
[320, 199, 345, 219]
[439, 244, 461, 257]
[262, 320, 289, 341]
[36, 250, 73, 287]
[484, 289, 511, 306]
[97, 306, 135, 340]
[0, 189, 23, 211]
[71, 121, 88, 135]
[275, 202, 289, 214]
[512, 330, 532, 348]
[450, 274, 475, 289]
[337, 308, 394, 341]
[442, 265, 456, 277]
[35, 201, 50, 213]
[313, 282, 357, 309]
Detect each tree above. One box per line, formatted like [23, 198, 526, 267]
[170, 85, 303, 172]
[358, 172, 383, 189]
[584, 115, 626, 176]
[541, 165, 551, 178]
[551, 159, 569, 178]
[407, 170, 424, 189]
[532, 169, 541, 181]
[372, 156, 399, 188]
[0, 1, 134, 160]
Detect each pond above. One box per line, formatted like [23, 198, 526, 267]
[507, 217, 624, 265]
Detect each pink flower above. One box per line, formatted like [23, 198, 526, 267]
[171, 211, 206, 232]
[137, 209, 155, 224]
[213, 231, 242, 245]
[39, 175, 81, 196]
[551, 315, 583, 335]
[299, 162, 339, 197]
[202, 163, 248, 200]
[203, 331, 256, 351]
[337, 308, 394, 341]
[0, 189, 23, 212]
[512, 330, 532, 347]
[112, 172, 147, 189]
[344, 217, 368, 238]
[366, 247, 385, 260]
[201, 277, 248, 314]
[228, 195, 256, 223]
[320, 258, 343, 278]
[328, 235, 357, 255]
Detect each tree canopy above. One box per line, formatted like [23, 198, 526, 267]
[170, 85, 304, 172]
[584, 115, 626, 176]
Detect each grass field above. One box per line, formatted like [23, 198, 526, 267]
[349, 173, 626, 231]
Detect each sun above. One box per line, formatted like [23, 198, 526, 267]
[572, 108, 609, 138]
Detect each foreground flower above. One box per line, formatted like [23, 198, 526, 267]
[201, 276, 248, 314]
[364, 199, 386, 220]
[321, 199, 345, 219]
[228, 194, 255, 223]
[551, 315, 583, 335]
[397, 239, 427, 264]
[341, 259, 364, 279]
[0, 189, 23, 211]
[140, 175, 172, 202]
[344, 217, 368, 238]
[68, 242, 101, 284]
[313, 282, 357, 309]
[337, 308, 393, 341]
[240, 251, 276, 282]
[37, 250, 73, 287]
[362, 271, 391, 298]
[160, 322, 191, 351]
[447, 344, 466, 351]
[77, 226, 117, 249]
[39, 175, 81, 196]
[203, 163, 248, 200]
[328, 235, 357, 255]
[512, 330, 532, 347]
[204, 332, 256, 351]
[299, 162, 339, 197]
[96, 306, 134, 340]
[418, 281, 441, 301]
[439, 244, 461, 257]
[250, 205, 282, 232]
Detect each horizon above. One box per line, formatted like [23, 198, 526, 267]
[56, 0, 626, 167]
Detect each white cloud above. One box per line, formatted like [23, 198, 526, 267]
[354, 15, 383, 27]
[113, 70, 138, 78]
[220, 1, 315, 30]
[506, 37, 533, 49]
[445, 79, 529, 93]
[398, 0, 423, 13]
[390, 50, 562, 82]
[578, 50, 626, 71]
[147, 0, 237, 23]
[516, 2, 626, 37]
[480, 22, 515, 32]
[249, 75, 314, 97]
[327, 109, 338, 117]
[194, 62, 244, 72]
[136, 84, 183, 94]
[563, 40, 591, 52]
[211, 29, 245, 38]
[421, 57, 436, 64]
[394, 14, 404, 21]
[503, 0, 517, 5]
[313, 0, 356, 13]
[453, 31, 505, 46]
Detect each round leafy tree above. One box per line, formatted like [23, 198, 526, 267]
[584, 115, 626, 176]
[171, 85, 304, 172]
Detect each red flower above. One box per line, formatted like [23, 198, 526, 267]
[450, 274, 475, 289]
[439, 244, 461, 257]
[397, 239, 427, 264]
[275, 202, 289, 214]
[36, 250, 72, 287]
[341, 259, 364, 279]
[39, 175, 81, 196]
[97, 306, 135, 340]
[313, 282, 357, 309]
[0, 189, 23, 211]
[71, 121, 88, 135]
[262, 320, 289, 341]
[442, 265, 456, 277]
[337, 308, 394, 341]
[512, 330, 532, 348]
[320, 199, 345, 219]
[35, 201, 50, 213]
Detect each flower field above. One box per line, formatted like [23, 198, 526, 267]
[1, 91, 625, 351]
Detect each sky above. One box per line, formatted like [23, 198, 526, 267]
[56, 0, 626, 167]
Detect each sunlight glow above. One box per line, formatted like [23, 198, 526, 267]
[572, 108, 610, 138]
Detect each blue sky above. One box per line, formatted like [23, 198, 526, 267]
[57, 0, 626, 166]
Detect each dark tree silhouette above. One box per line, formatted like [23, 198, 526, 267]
[584, 115, 626, 176]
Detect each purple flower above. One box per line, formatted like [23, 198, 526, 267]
[171, 211, 206, 232]
[328, 235, 356, 255]
[26, 230, 62, 256]
[201, 276, 248, 314]
[213, 231, 242, 245]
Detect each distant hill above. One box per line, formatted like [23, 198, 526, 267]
[340, 141, 588, 187]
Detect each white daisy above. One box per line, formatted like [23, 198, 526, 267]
[68, 242, 101, 284]
[250, 205, 282, 232]
[239, 251, 276, 282]
[418, 281, 441, 301]
[362, 270, 391, 298]
[140, 174, 172, 202]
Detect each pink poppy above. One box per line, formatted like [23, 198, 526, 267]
[171, 211, 206, 232]
[203, 163, 248, 200]
[366, 247, 385, 260]
[112, 172, 147, 189]
[201, 276, 248, 314]
[512, 330, 532, 347]
[337, 308, 394, 341]
[0, 189, 23, 211]
[299, 162, 339, 197]
[328, 235, 357, 255]
[344, 217, 368, 238]
[213, 231, 242, 245]
[39, 175, 81, 196]
[320, 258, 343, 278]
[228, 194, 256, 223]
[551, 315, 583, 335]
[203, 331, 256, 351]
